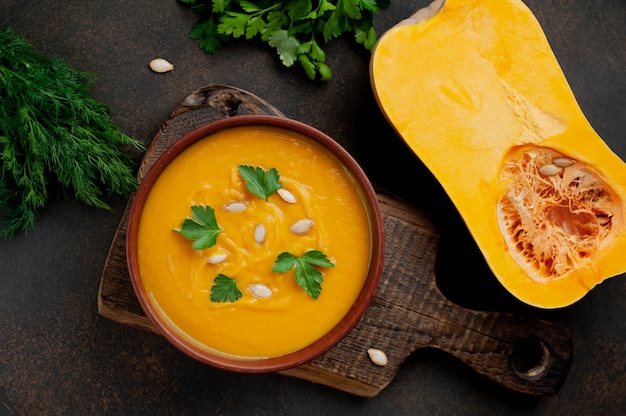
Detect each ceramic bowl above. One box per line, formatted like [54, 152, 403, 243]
[126, 114, 385, 373]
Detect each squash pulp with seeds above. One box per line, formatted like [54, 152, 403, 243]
[370, 0, 626, 308]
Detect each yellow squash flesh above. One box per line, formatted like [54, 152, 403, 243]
[370, 0, 626, 308]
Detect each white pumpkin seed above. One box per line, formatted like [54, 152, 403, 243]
[539, 163, 561, 176]
[367, 348, 388, 366]
[553, 157, 575, 167]
[248, 283, 272, 299]
[223, 202, 248, 212]
[254, 224, 266, 244]
[290, 218, 314, 234]
[205, 253, 228, 264]
[277, 188, 297, 204]
[149, 58, 174, 73]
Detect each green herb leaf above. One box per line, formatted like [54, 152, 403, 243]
[238, 165, 282, 201]
[219, 12, 251, 37]
[0, 28, 144, 239]
[210, 273, 243, 303]
[268, 30, 299, 67]
[178, 205, 222, 250]
[245, 15, 266, 39]
[272, 250, 335, 299]
[190, 18, 225, 53]
[177, 0, 390, 81]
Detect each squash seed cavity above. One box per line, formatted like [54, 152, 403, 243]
[497, 145, 620, 282]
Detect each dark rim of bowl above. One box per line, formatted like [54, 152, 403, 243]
[126, 114, 385, 373]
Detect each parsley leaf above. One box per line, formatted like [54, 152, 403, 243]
[190, 18, 225, 53]
[219, 12, 251, 38]
[238, 165, 282, 201]
[268, 30, 300, 67]
[178, 205, 222, 250]
[272, 250, 335, 299]
[178, 0, 390, 81]
[210, 273, 243, 303]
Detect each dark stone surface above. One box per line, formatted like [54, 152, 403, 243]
[1, 1, 625, 415]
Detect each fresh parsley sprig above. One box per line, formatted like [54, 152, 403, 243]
[272, 250, 335, 299]
[0, 28, 144, 239]
[210, 273, 243, 302]
[177, 205, 222, 250]
[238, 164, 282, 201]
[178, 0, 391, 81]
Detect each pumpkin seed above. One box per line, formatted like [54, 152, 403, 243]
[277, 188, 297, 204]
[539, 163, 561, 176]
[223, 202, 248, 212]
[248, 283, 272, 299]
[367, 348, 388, 366]
[254, 224, 266, 244]
[290, 218, 314, 234]
[149, 58, 174, 73]
[553, 157, 575, 167]
[205, 253, 228, 264]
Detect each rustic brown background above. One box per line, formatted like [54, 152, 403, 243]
[1, 1, 625, 415]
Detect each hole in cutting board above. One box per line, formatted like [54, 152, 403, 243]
[511, 337, 550, 380]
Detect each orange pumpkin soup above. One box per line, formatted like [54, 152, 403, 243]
[137, 125, 373, 358]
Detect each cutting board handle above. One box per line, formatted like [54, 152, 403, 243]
[429, 302, 573, 396]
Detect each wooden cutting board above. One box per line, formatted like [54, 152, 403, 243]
[98, 84, 573, 398]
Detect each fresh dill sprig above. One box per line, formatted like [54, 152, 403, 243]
[0, 28, 144, 239]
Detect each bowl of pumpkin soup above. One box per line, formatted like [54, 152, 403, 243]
[126, 114, 385, 372]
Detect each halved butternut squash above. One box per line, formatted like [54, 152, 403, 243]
[370, 0, 626, 308]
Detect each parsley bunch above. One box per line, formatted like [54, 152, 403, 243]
[0, 28, 144, 239]
[178, 0, 390, 81]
